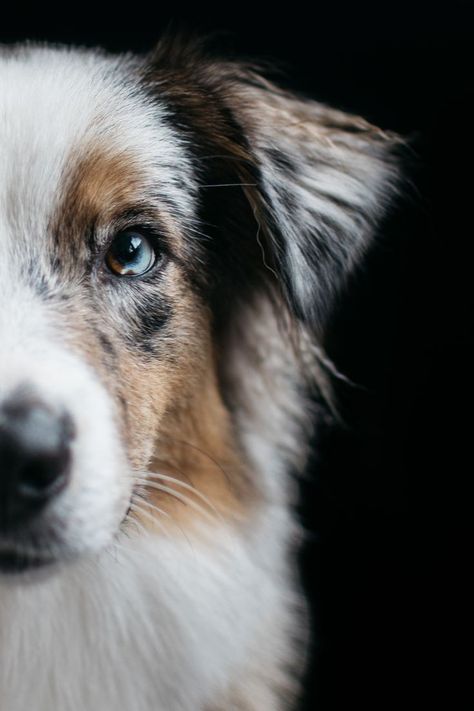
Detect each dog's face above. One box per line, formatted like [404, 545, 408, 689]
[0, 41, 399, 575]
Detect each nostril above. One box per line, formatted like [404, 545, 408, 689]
[0, 396, 74, 529]
[17, 444, 71, 499]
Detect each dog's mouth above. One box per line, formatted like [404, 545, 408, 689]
[0, 548, 56, 575]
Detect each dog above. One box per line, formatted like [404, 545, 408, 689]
[0, 36, 400, 711]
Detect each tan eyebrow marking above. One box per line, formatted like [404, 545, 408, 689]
[50, 141, 189, 262]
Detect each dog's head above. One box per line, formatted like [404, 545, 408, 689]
[0, 39, 399, 575]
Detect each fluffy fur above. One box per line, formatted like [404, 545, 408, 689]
[0, 38, 400, 710]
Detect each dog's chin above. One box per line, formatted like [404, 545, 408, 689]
[0, 520, 127, 584]
[0, 541, 87, 584]
[0, 548, 60, 584]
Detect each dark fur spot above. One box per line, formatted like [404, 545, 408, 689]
[117, 393, 130, 429]
[51, 255, 62, 272]
[127, 295, 172, 354]
[22, 262, 55, 300]
[95, 329, 118, 363]
[35, 274, 53, 299]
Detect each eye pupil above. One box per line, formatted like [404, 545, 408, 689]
[105, 231, 156, 276]
[115, 234, 141, 261]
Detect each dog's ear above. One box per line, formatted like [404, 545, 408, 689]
[147, 38, 401, 329]
[221, 77, 402, 328]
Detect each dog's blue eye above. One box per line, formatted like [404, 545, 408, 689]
[105, 231, 156, 276]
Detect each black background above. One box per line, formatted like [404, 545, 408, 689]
[2, 3, 472, 709]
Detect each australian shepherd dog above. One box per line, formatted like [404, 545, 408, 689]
[0, 36, 400, 710]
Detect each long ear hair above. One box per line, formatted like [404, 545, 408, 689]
[144, 35, 402, 335]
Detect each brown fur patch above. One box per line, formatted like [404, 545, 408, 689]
[130, 323, 260, 534]
[50, 146, 143, 260]
[63, 150, 143, 224]
[49, 141, 187, 264]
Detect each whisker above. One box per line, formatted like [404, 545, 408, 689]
[136, 471, 223, 520]
[134, 478, 218, 525]
[129, 502, 172, 540]
[135, 496, 196, 552]
[133, 491, 173, 521]
[130, 496, 194, 552]
[155, 436, 232, 486]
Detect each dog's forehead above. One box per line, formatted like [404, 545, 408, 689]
[0, 46, 196, 241]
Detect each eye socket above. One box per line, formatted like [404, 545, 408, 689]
[105, 230, 157, 277]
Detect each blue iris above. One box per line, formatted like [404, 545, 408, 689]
[106, 231, 156, 276]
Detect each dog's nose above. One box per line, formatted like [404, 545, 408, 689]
[0, 398, 74, 531]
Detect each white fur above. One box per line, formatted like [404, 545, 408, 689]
[0, 513, 303, 711]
